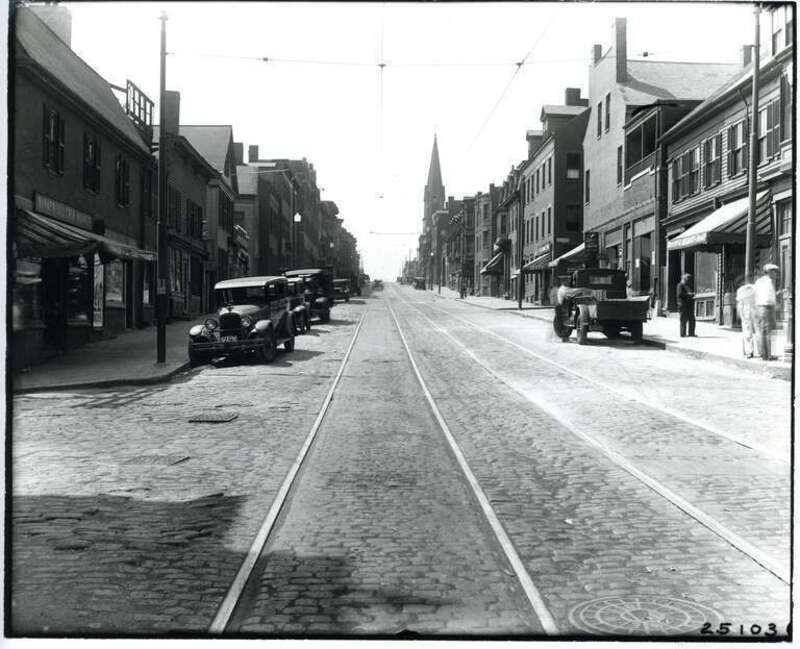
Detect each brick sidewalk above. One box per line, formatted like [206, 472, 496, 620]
[429, 286, 791, 380]
[11, 316, 212, 393]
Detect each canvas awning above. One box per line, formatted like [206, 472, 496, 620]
[14, 210, 156, 262]
[667, 192, 771, 251]
[480, 251, 504, 275]
[522, 251, 552, 273]
[547, 242, 585, 268]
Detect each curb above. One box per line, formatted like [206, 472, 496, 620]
[431, 292, 790, 381]
[12, 362, 192, 394]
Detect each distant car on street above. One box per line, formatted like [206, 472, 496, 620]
[333, 278, 351, 303]
[553, 268, 649, 344]
[286, 277, 313, 334]
[284, 267, 335, 322]
[373, 279, 384, 290]
[187, 276, 296, 367]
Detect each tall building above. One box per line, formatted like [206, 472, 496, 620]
[421, 134, 446, 288]
[424, 134, 446, 221]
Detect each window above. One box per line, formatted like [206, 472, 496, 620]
[728, 120, 748, 177]
[777, 199, 792, 237]
[219, 193, 233, 231]
[770, 4, 792, 54]
[758, 99, 782, 163]
[547, 157, 552, 185]
[547, 206, 552, 235]
[141, 165, 155, 219]
[566, 153, 580, 179]
[617, 146, 623, 185]
[167, 184, 182, 230]
[605, 93, 611, 131]
[114, 156, 130, 206]
[535, 215, 539, 241]
[781, 72, 792, 142]
[566, 205, 581, 232]
[683, 148, 700, 196]
[703, 135, 722, 187]
[671, 160, 680, 203]
[83, 133, 101, 192]
[535, 169, 540, 194]
[42, 105, 64, 174]
[597, 102, 602, 137]
[584, 170, 590, 203]
[186, 199, 204, 238]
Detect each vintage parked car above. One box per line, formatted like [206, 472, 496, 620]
[283, 268, 334, 323]
[286, 277, 312, 334]
[187, 276, 296, 366]
[333, 278, 351, 302]
[553, 268, 649, 344]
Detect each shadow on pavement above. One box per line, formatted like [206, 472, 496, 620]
[11, 493, 248, 636]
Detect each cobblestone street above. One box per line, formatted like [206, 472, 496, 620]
[10, 286, 791, 638]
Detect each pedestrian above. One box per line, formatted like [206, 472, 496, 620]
[677, 273, 696, 337]
[754, 263, 779, 360]
[735, 282, 757, 358]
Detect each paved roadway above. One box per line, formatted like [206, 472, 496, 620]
[10, 284, 791, 638]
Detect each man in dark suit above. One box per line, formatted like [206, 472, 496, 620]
[677, 273, 696, 337]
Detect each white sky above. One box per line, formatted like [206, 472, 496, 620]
[63, 1, 756, 280]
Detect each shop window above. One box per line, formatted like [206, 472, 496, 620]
[727, 120, 748, 176]
[694, 251, 717, 295]
[105, 260, 125, 305]
[42, 105, 65, 174]
[83, 133, 101, 192]
[142, 263, 152, 306]
[114, 156, 131, 206]
[13, 257, 43, 330]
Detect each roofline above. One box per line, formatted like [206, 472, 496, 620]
[171, 135, 220, 179]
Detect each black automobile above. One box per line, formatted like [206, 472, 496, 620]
[284, 268, 334, 323]
[187, 276, 296, 366]
[333, 278, 351, 303]
[286, 277, 312, 334]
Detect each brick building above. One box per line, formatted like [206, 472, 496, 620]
[475, 185, 501, 296]
[12, 5, 156, 368]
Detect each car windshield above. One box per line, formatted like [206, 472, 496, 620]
[216, 286, 264, 305]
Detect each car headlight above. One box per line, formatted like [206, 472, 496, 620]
[241, 315, 252, 328]
[204, 318, 218, 330]
[189, 324, 204, 337]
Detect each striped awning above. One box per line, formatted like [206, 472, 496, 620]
[548, 242, 586, 268]
[479, 251, 504, 275]
[14, 210, 156, 262]
[667, 192, 771, 251]
[521, 251, 552, 273]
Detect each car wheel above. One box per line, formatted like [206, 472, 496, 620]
[256, 329, 277, 363]
[320, 309, 330, 323]
[188, 345, 209, 368]
[603, 324, 620, 339]
[576, 323, 589, 345]
[284, 336, 295, 352]
[629, 321, 643, 341]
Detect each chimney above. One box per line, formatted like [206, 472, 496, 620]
[248, 145, 259, 163]
[742, 44, 754, 67]
[30, 3, 72, 47]
[526, 131, 544, 158]
[164, 91, 180, 135]
[564, 88, 582, 106]
[592, 44, 603, 65]
[233, 142, 244, 166]
[614, 18, 627, 83]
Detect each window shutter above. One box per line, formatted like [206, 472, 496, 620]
[42, 105, 49, 165]
[57, 116, 65, 173]
[714, 134, 722, 183]
[124, 159, 130, 204]
[772, 100, 781, 155]
[83, 133, 89, 188]
[743, 120, 749, 169]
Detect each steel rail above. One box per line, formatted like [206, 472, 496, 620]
[386, 300, 560, 634]
[209, 311, 368, 634]
[394, 291, 789, 585]
[423, 298, 787, 465]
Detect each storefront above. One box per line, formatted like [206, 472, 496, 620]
[12, 209, 156, 368]
[521, 246, 553, 304]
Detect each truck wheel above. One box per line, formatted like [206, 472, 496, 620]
[256, 329, 277, 363]
[576, 324, 589, 345]
[603, 324, 620, 339]
[629, 321, 643, 341]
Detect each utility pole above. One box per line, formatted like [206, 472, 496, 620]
[156, 11, 168, 364]
[745, 3, 761, 283]
[517, 186, 524, 310]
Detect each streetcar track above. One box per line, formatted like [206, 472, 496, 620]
[209, 310, 368, 634]
[386, 300, 560, 635]
[390, 290, 790, 586]
[420, 294, 786, 464]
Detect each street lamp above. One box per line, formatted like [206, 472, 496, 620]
[293, 212, 302, 268]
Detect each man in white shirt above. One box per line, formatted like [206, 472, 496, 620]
[753, 263, 779, 360]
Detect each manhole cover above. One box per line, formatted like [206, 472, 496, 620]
[125, 455, 190, 466]
[188, 412, 238, 423]
[569, 596, 723, 636]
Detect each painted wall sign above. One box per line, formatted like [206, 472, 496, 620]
[35, 193, 93, 231]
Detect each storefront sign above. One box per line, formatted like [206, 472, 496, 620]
[34, 193, 93, 231]
[555, 237, 570, 243]
[93, 254, 104, 328]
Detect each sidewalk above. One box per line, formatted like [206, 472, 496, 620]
[431, 287, 792, 381]
[11, 316, 210, 393]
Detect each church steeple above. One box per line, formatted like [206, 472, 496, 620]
[424, 134, 445, 222]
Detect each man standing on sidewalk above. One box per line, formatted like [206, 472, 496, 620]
[677, 273, 696, 337]
[754, 263, 780, 360]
